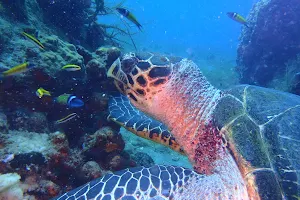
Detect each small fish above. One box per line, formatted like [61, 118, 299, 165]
[116, 7, 142, 31]
[2, 154, 15, 163]
[62, 64, 81, 71]
[55, 113, 78, 124]
[22, 31, 45, 50]
[227, 12, 249, 28]
[36, 87, 51, 98]
[54, 94, 84, 108]
[0, 62, 34, 79]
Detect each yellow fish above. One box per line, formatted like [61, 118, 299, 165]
[116, 8, 142, 31]
[36, 87, 51, 98]
[55, 113, 78, 124]
[22, 31, 45, 50]
[62, 64, 81, 71]
[0, 62, 34, 79]
[227, 12, 249, 28]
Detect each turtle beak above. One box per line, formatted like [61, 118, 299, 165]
[107, 58, 130, 94]
[107, 58, 128, 84]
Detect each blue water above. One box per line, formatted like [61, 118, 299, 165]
[99, 0, 258, 59]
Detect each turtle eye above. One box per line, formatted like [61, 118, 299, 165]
[136, 61, 151, 71]
[132, 67, 138, 76]
[136, 89, 145, 96]
[121, 57, 138, 74]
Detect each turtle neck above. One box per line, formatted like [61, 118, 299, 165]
[146, 59, 225, 174]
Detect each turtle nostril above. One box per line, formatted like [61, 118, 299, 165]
[128, 93, 138, 102]
[127, 74, 134, 85]
[136, 89, 145, 96]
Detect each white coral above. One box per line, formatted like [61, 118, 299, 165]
[0, 173, 23, 200]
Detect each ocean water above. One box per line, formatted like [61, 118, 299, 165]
[100, 0, 257, 58]
[1, 0, 300, 199]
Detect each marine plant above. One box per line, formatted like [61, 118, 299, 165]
[36, 0, 137, 50]
[268, 54, 300, 95]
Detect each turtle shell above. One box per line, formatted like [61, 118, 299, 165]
[134, 51, 183, 66]
[213, 85, 300, 199]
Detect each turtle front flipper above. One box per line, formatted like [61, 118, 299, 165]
[54, 165, 196, 200]
[108, 94, 185, 154]
[54, 164, 247, 200]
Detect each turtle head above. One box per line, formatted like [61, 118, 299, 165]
[108, 52, 225, 174]
[107, 52, 175, 113]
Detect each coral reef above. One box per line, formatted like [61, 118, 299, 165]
[237, 0, 300, 91]
[10, 152, 46, 169]
[0, 1, 190, 199]
[105, 152, 135, 171]
[6, 110, 49, 133]
[129, 151, 155, 167]
[0, 173, 23, 200]
[27, 179, 60, 198]
[0, 112, 8, 134]
[78, 161, 103, 182]
[0, 130, 55, 157]
[83, 127, 125, 160]
[95, 46, 121, 68]
[0, 33, 84, 85]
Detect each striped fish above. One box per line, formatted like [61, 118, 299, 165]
[0, 62, 34, 78]
[55, 113, 78, 124]
[116, 7, 142, 31]
[22, 31, 45, 50]
[227, 12, 249, 28]
[61, 64, 81, 71]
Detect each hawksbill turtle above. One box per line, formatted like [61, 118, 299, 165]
[55, 52, 300, 200]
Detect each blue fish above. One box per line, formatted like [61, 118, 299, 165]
[54, 94, 84, 108]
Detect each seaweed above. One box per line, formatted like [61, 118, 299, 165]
[36, 0, 137, 50]
[267, 54, 300, 95]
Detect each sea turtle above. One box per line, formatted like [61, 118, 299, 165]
[55, 52, 300, 200]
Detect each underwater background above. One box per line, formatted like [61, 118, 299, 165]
[108, 0, 255, 56]
[0, 0, 299, 199]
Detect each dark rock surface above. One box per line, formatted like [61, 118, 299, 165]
[10, 152, 46, 168]
[130, 151, 155, 167]
[237, 0, 300, 89]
